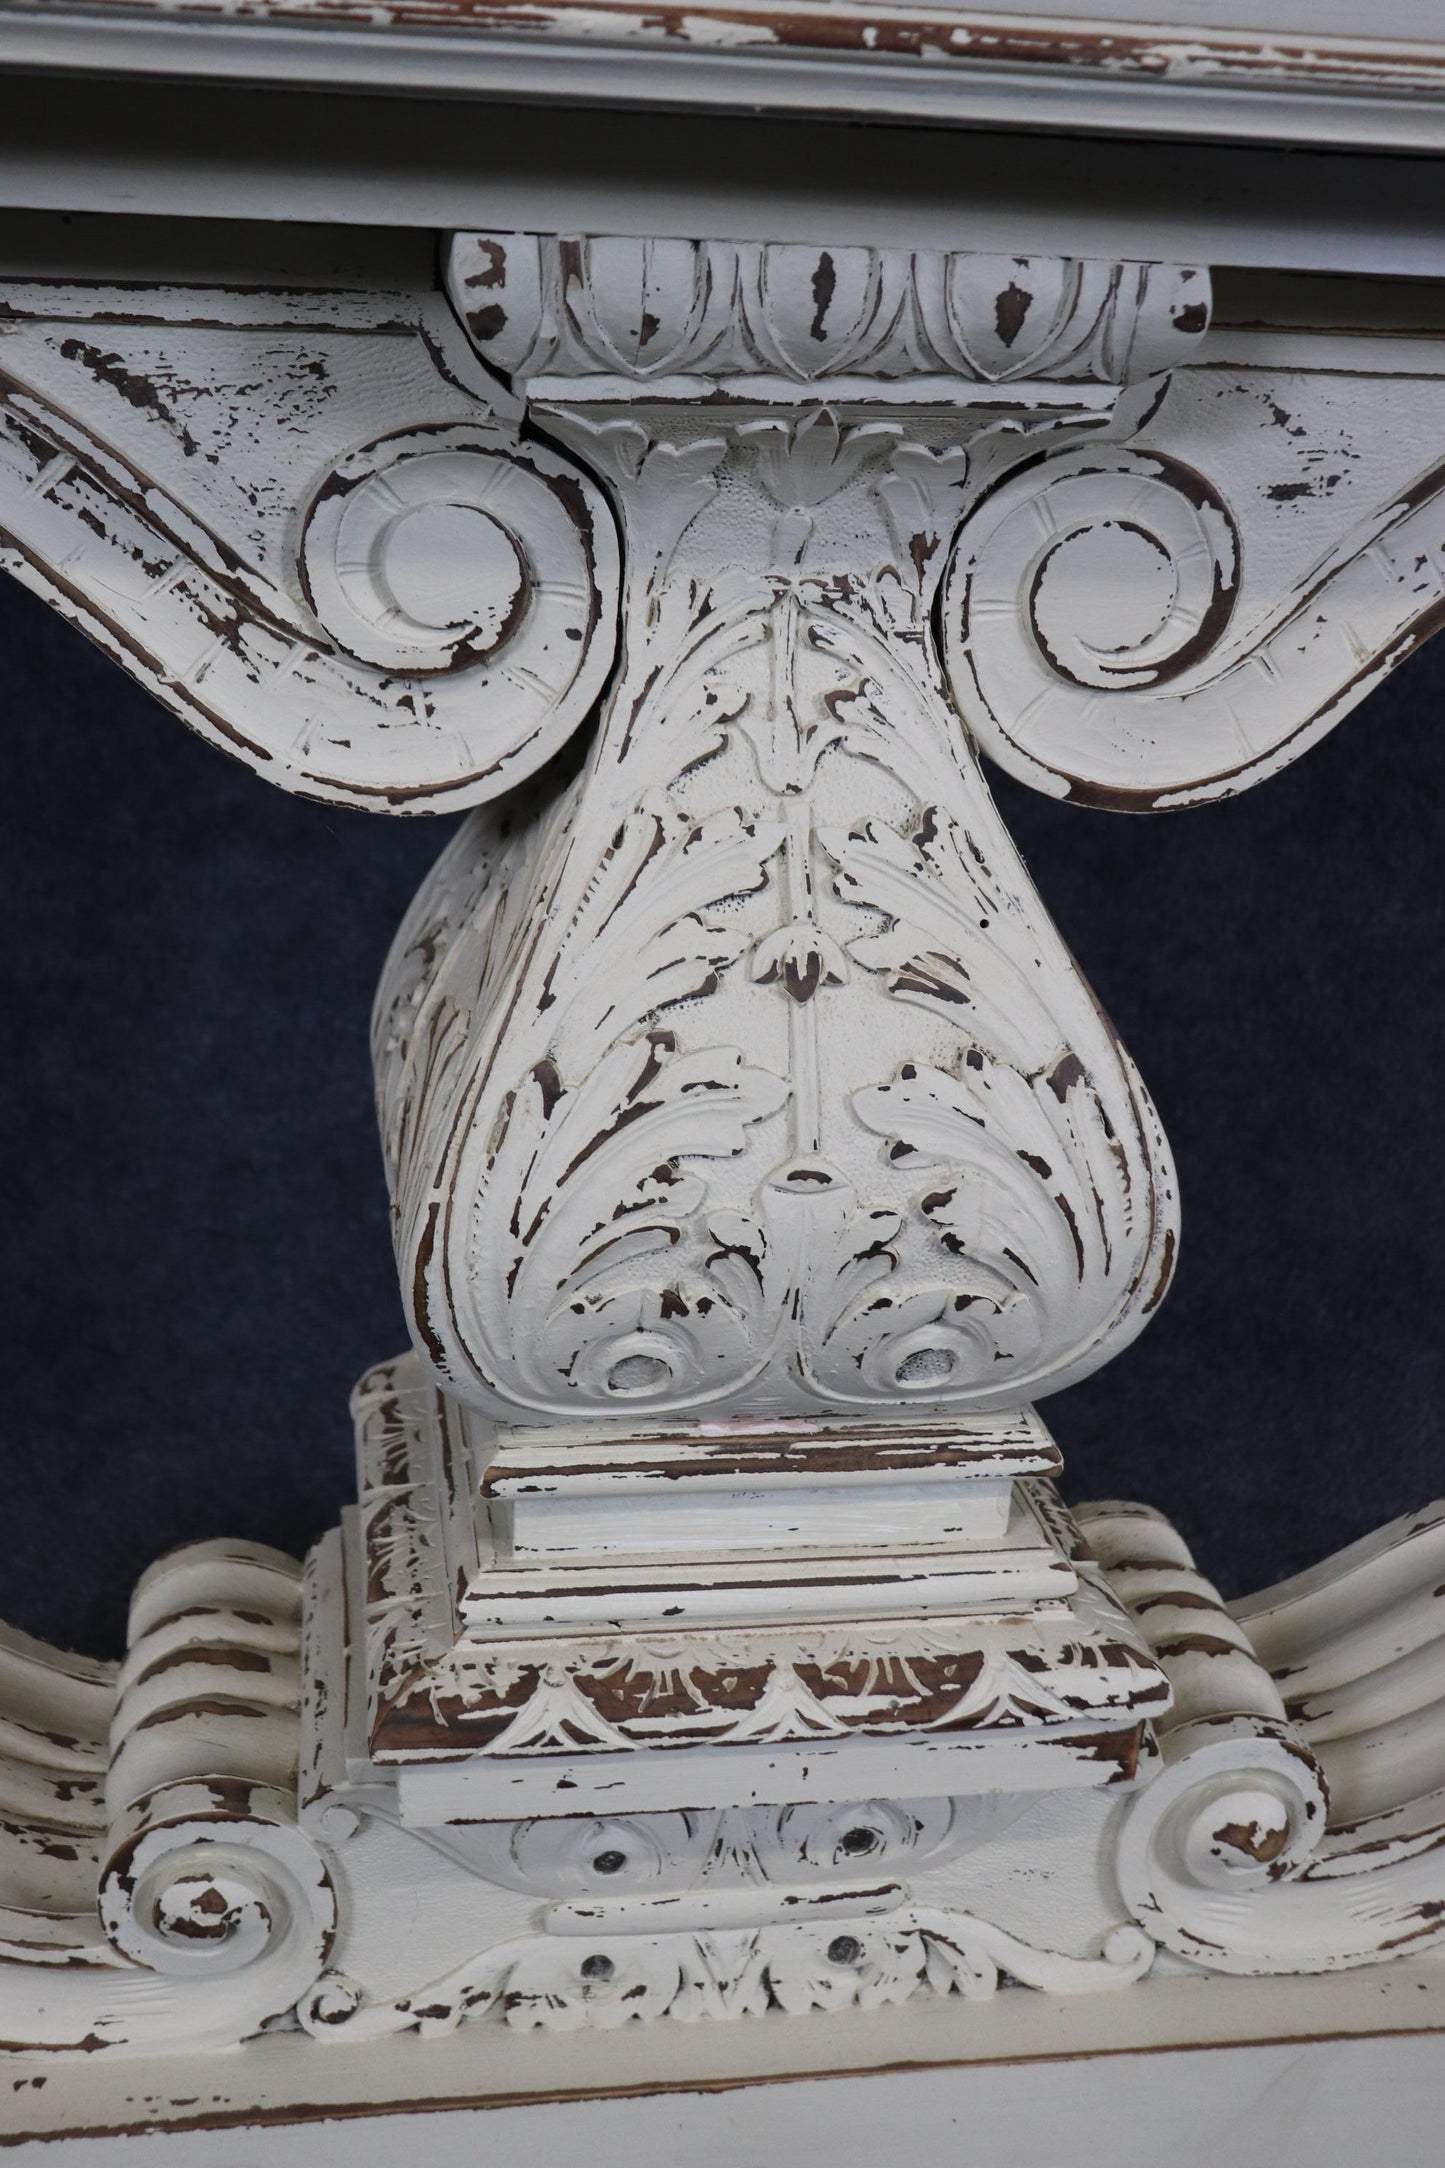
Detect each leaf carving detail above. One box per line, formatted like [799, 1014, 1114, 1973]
[440, 792, 790, 1415]
[381, 449, 1177, 1421]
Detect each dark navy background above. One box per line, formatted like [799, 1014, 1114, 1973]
[2, 572, 1439, 1657]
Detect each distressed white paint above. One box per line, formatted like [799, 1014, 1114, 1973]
[0, 280, 617, 808]
[5, 1965, 1445, 2161]
[11, 120, 1445, 288]
[393, 1732, 1144, 1819]
[6, 0, 1445, 156]
[380, 238, 1197, 1443]
[1, 211, 1445, 2150]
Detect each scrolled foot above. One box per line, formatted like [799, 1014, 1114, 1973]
[0, 1540, 332, 2054]
[1085, 1499, 1445, 1975]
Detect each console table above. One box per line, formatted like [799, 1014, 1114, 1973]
[2, 6, 1445, 2159]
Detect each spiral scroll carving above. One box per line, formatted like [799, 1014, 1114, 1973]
[96, 1541, 335, 2041]
[1079, 1499, 1330, 1973]
[101, 1782, 334, 1987]
[1082, 1501, 1445, 1976]
[941, 448, 1242, 808]
[0, 275, 624, 809]
[298, 423, 618, 789]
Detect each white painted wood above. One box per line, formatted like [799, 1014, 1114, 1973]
[940, 350, 1445, 806]
[3, 1965, 1445, 2161]
[943, 2, 1445, 23]
[1079, 1501, 1445, 1978]
[495, 1471, 1017, 1555]
[393, 1728, 1148, 1818]
[486, 1410, 1048, 1552]
[10, 108, 1445, 287]
[383, 240, 1194, 1442]
[6, 0, 1445, 153]
[0, 1544, 335, 2056]
[4, 168, 1445, 2142]
[460, 1506, 1064, 1621]
[0, 275, 617, 808]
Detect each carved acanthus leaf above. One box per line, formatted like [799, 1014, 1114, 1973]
[298, 1909, 1155, 2042]
[384, 443, 1177, 1419]
[409, 790, 792, 1416]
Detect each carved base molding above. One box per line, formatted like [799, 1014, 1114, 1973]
[7, 1962, 1445, 2163]
[1, 1451, 1444, 2060]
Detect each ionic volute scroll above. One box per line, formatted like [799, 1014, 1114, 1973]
[371, 237, 1204, 1429]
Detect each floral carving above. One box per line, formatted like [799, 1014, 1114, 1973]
[446, 791, 789, 1415]
[380, 377, 1177, 1421]
[299, 1911, 1155, 2040]
[355, 235, 1198, 1427]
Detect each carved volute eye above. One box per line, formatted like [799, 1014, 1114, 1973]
[579, 1952, 616, 1982]
[302, 427, 556, 674]
[839, 1826, 878, 1857]
[295, 422, 618, 796]
[591, 1848, 628, 1876]
[572, 1332, 701, 1406]
[604, 1352, 674, 1396]
[337, 492, 527, 663]
[893, 1343, 958, 1389]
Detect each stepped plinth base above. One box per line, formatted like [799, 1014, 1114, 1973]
[1, 1376, 1445, 2060]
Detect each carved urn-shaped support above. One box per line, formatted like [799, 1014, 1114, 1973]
[7, 230, 1445, 2061]
[383, 237, 1193, 1437]
[320, 244, 1208, 1821]
[327, 239, 1207, 1841]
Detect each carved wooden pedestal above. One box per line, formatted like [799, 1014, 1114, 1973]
[3, 223, 1445, 2136]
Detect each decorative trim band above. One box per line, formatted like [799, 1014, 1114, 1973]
[4, 6, 1445, 156]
